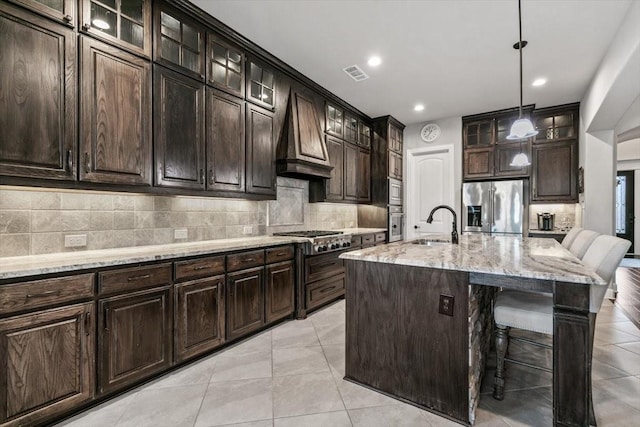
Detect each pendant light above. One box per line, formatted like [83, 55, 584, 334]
[508, 0, 537, 166]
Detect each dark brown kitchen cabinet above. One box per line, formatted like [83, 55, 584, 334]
[464, 119, 494, 148]
[174, 275, 225, 362]
[154, 3, 205, 81]
[246, 103, 276, 196]
[265, 260, 294, 323]
[0, 302, 94, 427]
[357, 148, 371, 202]
[464, 148, 494, 179]
[207, 88, 245, 193]
[80, 36, 151, 186]
[9, 0, 75, 26]
[358, 122, 372, 148]
[371, 115, 405, 207]
[389, 123, 403, 153]
[246, 58, 275, 109]
[344, 112, 358, 144]
[344, 142, 358, 201]
[0, 3, 77, 181]
[531, 140, 578, 202]
[98, 285, 172, 395]
[326, 103, 343, 138]
[154, 65, 205, 190]
[389, 151, 402, 180]
[324, 136, 345, 201]
[533, 104, 578, 143]
[494, 143, 530, 177]
[226, 266, 264, 341]
[207, 32, 244, 98]
[80, 0, 151, 57]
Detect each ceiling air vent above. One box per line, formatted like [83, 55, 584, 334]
[343, 65, 369, 82]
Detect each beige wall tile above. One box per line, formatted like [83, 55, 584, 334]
[87, 230, 114, 250]
[134, 196, 154, 211]
[153, 228, 173, 245]
[154, 212, 171, 228]
[154, 196, 173, 211]
[90, 211, 114, 230]
[61, 193, 89, 210]
[0, 190, 31, 209]
[113, 229, 136, 248]
[32, 211, 61, 232]
[0, 211, 30, 233]
[114, 194, 136, 210]
[61, 211, 91, 231]
[114, 211, 135, 229]
[135, 211, 154, 229]
[134, 229, 154, 246]
[30, 191, 61, 210]
[0, 234, 30, 257]
[32, 232, 63, 254]
[202, 226, 226, 240]
[87, 194, 113, 210]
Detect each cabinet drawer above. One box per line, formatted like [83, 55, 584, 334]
[306, 274, 345, 311]
[362, 234, 375, 246]
[266, 245, 294, 264]
[99, 264, 172, 295]
[227, 250, 265, 272]
[0, 273, 94, 316]
[350, 235, 362, 247]
[174, 256, 225, 282]
[305, 252, 345, 283]
[375, 233, 386, 243]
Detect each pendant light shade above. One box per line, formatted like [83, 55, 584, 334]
[507, 118, 538, 140]
[508, 0, 537, 165]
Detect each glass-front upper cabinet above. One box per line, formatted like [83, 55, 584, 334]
[10, 0, 76, 26]
[358, 122, 372, 148]
[326, 103, 343, 138]
[207, 32, 244, 98]
[154, 3, 205, 81]
[246, 58, 275, 109]
[81, 0, 150, 57]
[533, 108, 578, 143]
[344, 113, 358, 144]
[463, 119, 494, 148]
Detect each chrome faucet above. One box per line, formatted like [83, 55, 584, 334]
[426, 205, 459, 244]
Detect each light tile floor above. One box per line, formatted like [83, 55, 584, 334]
[57, 298, 640, 427]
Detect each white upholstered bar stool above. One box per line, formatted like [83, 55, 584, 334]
[492, 235, 631, 402]
[568, 229, 599, 258]
[560, 227, 583, 249]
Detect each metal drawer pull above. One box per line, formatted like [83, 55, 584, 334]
[193, 265, 209, 270]
[319, 286, 337, 294]
[244, 258, 255, 262]
[276, 252, 287, 256]
[84, 312, 91, 336]
[127, 274, 151, 281]
[26, 290, 60, 298]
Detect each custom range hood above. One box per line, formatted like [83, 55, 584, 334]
[276, 89, 333, 179]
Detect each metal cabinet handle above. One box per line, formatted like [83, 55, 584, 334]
[26, 290, 60, 298]
[84, 152, 90, 172]
[200, 169, 205, 184]
[193, 265, 209, 271]
[209, 169, 214, 185]
[127, 274, 150, 281]
[82, 23, 91, 31]
[84, 312, 91, 336]
[276, 252, 287, 256]
[104, 307, 109, 330]
[319, 285, 337, 294]
[244, 258, 255, 262]
[63, 14, 73, 22]
[67, 150, 73, 171]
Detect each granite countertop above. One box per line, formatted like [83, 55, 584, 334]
[339, 234, 604, 285]
[338, 228, 387, 235]
[528, 228, 570, 235]
[0, 236, 309, 280]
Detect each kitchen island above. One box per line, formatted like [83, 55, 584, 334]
[340, 235, 604, 426]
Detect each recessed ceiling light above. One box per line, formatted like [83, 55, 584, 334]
[532, 78, 547, 87]
[414, 104, 425, 112]
[367, 56, 382, 67]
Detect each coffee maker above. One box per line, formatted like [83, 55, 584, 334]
[537, 213, 555, 231]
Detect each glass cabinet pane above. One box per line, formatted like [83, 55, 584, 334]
[157, 8, 204, 77]
[247, 60, 275, 107]
[90, 2, 117, 37]
[87, 0, 149, 54]
[120, 0, 142, 22]
[182, 24, 199, 51]
[39, 0, 64, 12]
[160, 11, 180, 40]
[120, 18, 143, 47]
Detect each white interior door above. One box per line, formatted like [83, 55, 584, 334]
[406, 146, 454, 240]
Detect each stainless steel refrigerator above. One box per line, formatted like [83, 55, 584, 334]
[462, 180, 527, 235]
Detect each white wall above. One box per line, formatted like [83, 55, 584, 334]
[403, 116, 463, 216]
[580, 0, 640, 236]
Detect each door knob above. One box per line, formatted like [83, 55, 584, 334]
[414, 225, 419, 229]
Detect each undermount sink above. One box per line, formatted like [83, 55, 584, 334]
[411, 238, 451, 246]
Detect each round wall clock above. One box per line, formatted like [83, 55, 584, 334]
[421, 123, 441, 143]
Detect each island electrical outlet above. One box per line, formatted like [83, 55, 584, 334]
[439, 294, 454, 316]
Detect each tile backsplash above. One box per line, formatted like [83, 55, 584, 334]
[0, 177, 357, 257]
[528, 204, 580, 231]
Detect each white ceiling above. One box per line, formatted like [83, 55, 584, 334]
[192, 0, 632, 125]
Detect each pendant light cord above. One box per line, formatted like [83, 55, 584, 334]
[518, 0, 523, 119]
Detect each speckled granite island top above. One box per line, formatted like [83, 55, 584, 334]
[0, 236, 309, 280]
[340, 234, 605, 285]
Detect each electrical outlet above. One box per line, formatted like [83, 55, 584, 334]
[243, 226, 252, 235]
[65, 234, 87, 248]
[439, 294, 454, 316]
[174, 228, 188, 240]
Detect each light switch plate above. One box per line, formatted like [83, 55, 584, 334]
[65, 234, 87, 248]
[174, 228, 188, 240]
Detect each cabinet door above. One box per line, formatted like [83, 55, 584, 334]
[207, 88, 245, 192]
[532, 140, 577, 202]
[325, 136, 344, 201]
[464, 119, 494, 148]
[265, 260, 294, 323]
[0, 4, 77, 181]
[463, 148, 494, 180]
[495, 143, 529, 177]
[326, 103, 343, 138]
[0, 303, 94, 427]
[80, 0, 150, 57]
[80, 36, 151, 185]
[357, 148, 371, 202]
[207, 33, 244, 98]
[246, 103, 276, 195]
[154, 4, 205, 81]
[246, 58, 275, 109]
[533, 108, 578, 143]
[389, 124, 403, 153]
[389, 151, 402, 179]
[226, 266, 264, 341]
[344, 113, 358, 144]
[344, 142, 358, 201]
[98, 286, 172, 395]
[175, 276, 225, 362]
[358, 122, 371, 148]
[8, 0, 75, 26]
[154, 65, 205, 190]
